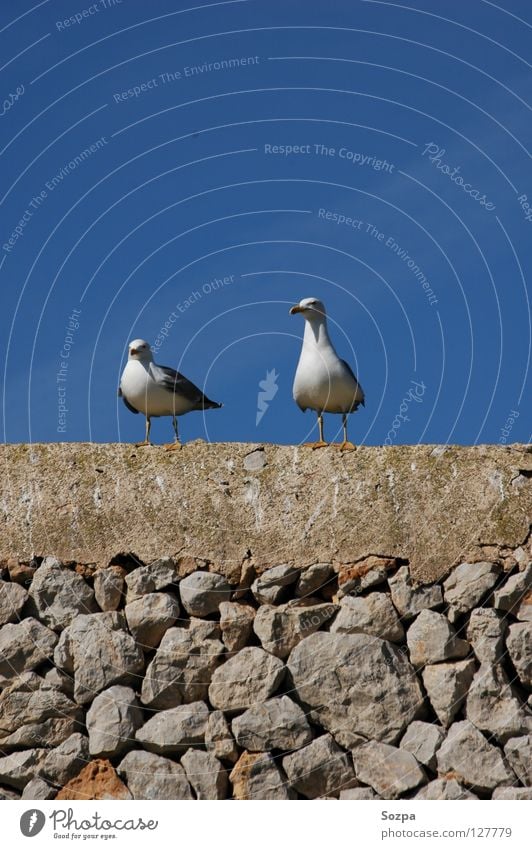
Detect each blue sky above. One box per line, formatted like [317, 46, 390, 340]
[1, 0, 530, 446]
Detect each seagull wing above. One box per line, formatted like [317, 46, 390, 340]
[118, 386, 139, 414]
[340, 359, 365, 408]
[152, 363, 222, 410]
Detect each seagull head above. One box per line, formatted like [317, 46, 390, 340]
[128, 339, 153, 362]
[289, 297, 326, 320]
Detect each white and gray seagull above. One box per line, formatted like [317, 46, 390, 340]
[119, 339, 222, 449]
[290, 297, 365, 450]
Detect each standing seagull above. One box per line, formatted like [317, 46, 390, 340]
[290, 298, 364, 450]
[119, 339, 222, 449]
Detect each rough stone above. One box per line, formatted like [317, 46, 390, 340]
[443, 562, 501, 615]
[504, 736, 532, 786]
[0, 618, 58, 686]
[414, 779, 478, 799]
[43, 666, 75, 699]
[86, 685, 143, 757]
[352, 741, 425, 798]
[295, 563, 335, 598]
[0, 785, 20, 799]
[93, 565, 125, 611]
[205, 710, 239, 763]
[40, 733, 90, 786]
[136, 701, 209, 754]
[56, 758, 132, 800]
[54, 612, 144, 705]
[340, 787, 379, 799]
[337, 556, 397, 595]
[388, 566, 443, 618]
[118, 750, 193, 799]
[0, 580, 28, 626]
[466, 664, 532, 741]
[6, 558, 37, 586]
[467, 608, 506, 663]
[493, 565, 532, 615]
[21, 777, 56, 800]
[506, 622, 532, 688]
[400, 721, 445, 770]
[517, 591, 532, 622]
[0, 748, 48, 789]
[492, 787, 532, 799]
[181, 749, 228, 799]
[219, 601, 255, 652]
[407, 610, 470, 668]
[229, 751, 292, 800]
[422, 660, 477, 727]
[28, 562, 96, 630]
[125, 567, 156, 602]
[179, 571, 232, 617]
[436, 721, 515, 792]
[288, 632, 424, 746]
[0, 672, 82, 750]
[209, 647, 285, 712]
[283, 734, 356, 798]
[125, 592, 180, 649]
[141, 625, 224, 709]
[251, 564, 299, 604]
[253, 600, 337, 659]
[232, 696, 313, 752]
[330, 592, 404, 643]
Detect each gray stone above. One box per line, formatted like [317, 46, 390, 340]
[244, 448, 267, 471]
[21, 777, 55, 799]
[181, 749, 228, 799]
[147, 558, 181, 588]
[230, 751, 293, 800]
[209, 647, 285, 712]
[0, 618, 58, 686]
[506, 622, 531, 688]
[467, 608, 506, 663]
[422, 660, 477, 727]
[352, 741, 425, 798]
[288, 632, 424, 747]
[93, 566, 125, 611]
[0, 672, 82, 750]
[86, 685, 143, 757]
[388, 566, 443, 618]
[0, 785, 21, 799]
[414, 779, 478, 799]
[283, 734, 356, 798]
[29, 562, 96, 630]
[337, 556, 397, 595]
[517, 593, 532, 621]
[141, 625, 224, 709]
[43, 666, 74, 698]
[219, 601, 255, 652]
[436, 720, 515, 792]
[40, 733, 89, 786]
[331, 593, 404, 643]
[125, 567, 156, 602]
[232, 696, 313, 752]
[504, 736, 532, 786]
[407, 610, 470, 668]
[136, 701, 209, 754]
[118, 750, 193, 799]
[0, 749, 48, 790]
[0, 580, 28, 626]
[443, 561, 501, 615]
[253, 600, 337, 659]
[492, 787, 532, 799]
[54, 612, 144, 705]
[251, 564, 299, 604]
[295, 563, 335, 598]
[205, 710, 238, 764]
[400, 721, 445, 770]
[493, 564, 531, 614]
[125, 592, 180, 649]
[179, 571, 232, 617]
[466, 664, 532, 742]
[340, 787, 379, 799]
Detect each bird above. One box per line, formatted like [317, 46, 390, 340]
[289, 297, 365, 450]
[119, 339, 222, 449]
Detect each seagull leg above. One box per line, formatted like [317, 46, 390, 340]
[303, 413, 328, 449]
[135, 417, 152, 447]
[334, 413, 356, 451]
[164, 415, 182, 451]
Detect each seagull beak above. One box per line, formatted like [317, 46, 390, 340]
[289, 305, 302, 315]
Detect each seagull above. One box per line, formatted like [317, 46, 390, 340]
[119, 339, 222, 449]
[289, 298, 365, 450]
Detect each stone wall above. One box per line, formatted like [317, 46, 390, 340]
[0, 443, 530, 800]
